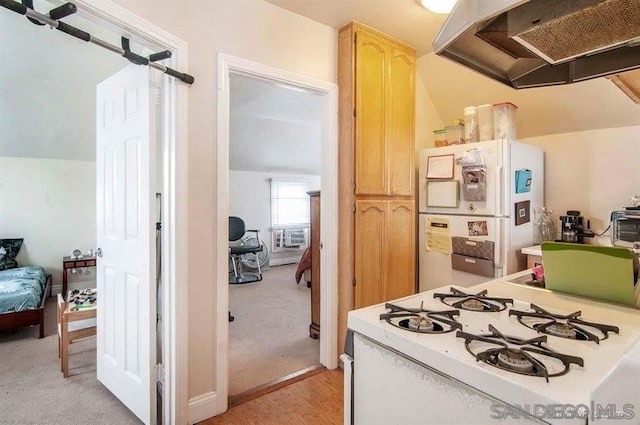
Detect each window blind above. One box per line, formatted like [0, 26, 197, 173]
[270, 179, 311, 227]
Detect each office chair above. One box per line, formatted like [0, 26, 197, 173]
[229, 216, 264, 284]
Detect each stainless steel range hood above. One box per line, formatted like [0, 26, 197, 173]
[433, 0, 640, 89]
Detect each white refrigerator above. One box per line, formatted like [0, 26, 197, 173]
[418, 139, 543, 292]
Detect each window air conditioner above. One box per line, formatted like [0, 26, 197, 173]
[272, 227, 309, 252]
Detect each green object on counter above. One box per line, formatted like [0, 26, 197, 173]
[541, 242, 636, 306]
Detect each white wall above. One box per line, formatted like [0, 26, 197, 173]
[415, 72, 444, 151]
[521, 125, 640, 244]
[0, 6, 126, 161]
[111, 0, 337, 404]
[229, 170, 320, 264]
[0, 157, 96, 288]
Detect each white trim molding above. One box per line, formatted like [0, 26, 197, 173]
[188, 392, 218, 425]
[71, 1, 190, 424]
[215, 53, 339, 415]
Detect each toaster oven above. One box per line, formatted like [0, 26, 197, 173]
[611, 210, 640, 249]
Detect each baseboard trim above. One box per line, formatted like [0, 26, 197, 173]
[229, 364, 325, 408]
[188, 391, 218, 424]
[268, 257, 301, 266]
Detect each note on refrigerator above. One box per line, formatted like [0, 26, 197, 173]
[425, 217, 451, 254]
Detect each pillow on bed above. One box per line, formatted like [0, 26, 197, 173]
[0, 238, 23, 270]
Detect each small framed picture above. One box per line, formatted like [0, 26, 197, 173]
[426, 154, 455, 179]
[514, 200, 531, 226]
[468, 220, 488, 236]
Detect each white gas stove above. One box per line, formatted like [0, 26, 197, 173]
[343, 276, 640, 425]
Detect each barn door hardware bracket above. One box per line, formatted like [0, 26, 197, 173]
[0, 0, 195, 84]
[21, 1, 76, 26]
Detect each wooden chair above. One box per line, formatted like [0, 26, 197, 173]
[57, 293, 97, 377]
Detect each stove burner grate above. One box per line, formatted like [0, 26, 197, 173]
[380, 301, 462, 334]
[497, 349, 534, 373]
[545, 323, 577, 339]
[456, 325, 584, 381]
[404, 316, 437, 332]
[509, 304, 620, 343]
[433, 288, 513, 312]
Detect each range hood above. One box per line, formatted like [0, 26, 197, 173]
[433, 0, 640, 89]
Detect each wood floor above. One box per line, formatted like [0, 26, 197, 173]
[200, 369, 344, 425]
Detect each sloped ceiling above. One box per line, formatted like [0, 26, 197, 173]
[264, 0, 640, 139]
[418, 53, 640, 139]
[230, 74, 322, 175]
[263, 0, 446, 56]
[0, 0, 154, 161]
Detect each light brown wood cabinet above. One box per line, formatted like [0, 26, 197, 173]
[354, 28, 415, 196]
[384, 200, 416, 301]
[354, 200, 416, 308]
[338, 22, 417, 351]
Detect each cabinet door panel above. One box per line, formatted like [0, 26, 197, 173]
[355, 200, 387, 308]
[386, 200, 415, 301]
[388, 46, 415, 196]
[355, 31, 387, 195]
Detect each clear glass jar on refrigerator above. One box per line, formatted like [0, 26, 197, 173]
[477, 104, 493, 142]
[446, 124, 465, 145]
[463, 106, 479, 143]
[493, 102, 517, 140]
[433, 129, 447, 147]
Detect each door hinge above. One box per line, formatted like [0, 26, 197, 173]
[154, 86, 162, 106]
[352, 277, 356, 287]
[154, 363, 165, 384]
[352, 203, 356, 213]
[354, 32, 357, 44]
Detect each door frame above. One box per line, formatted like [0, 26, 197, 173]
[72, 1, 189, 423]
[215, 53, 339, 413]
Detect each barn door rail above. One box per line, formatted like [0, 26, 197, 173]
[0, 0, 195, 85]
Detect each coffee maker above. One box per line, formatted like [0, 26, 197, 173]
[559, 210, 594, 243]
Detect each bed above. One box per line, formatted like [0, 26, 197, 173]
[0, 266, 52, 338]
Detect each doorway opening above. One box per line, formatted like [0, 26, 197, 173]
[227, 73, 322, 400]
[215, 54, 339, 414]
[0, 1, 187, 423]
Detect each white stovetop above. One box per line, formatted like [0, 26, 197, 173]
[348, 274, 640, 414]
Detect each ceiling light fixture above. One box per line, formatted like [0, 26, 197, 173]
[421, 0, 457, 14]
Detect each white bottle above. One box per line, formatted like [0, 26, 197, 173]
[463, 106, 479, 143]
[493, 102, 517, 140]
[477, 104, 494, 142]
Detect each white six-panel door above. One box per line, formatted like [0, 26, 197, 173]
[96, 64, 156, 424]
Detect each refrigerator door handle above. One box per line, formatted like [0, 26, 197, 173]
[494, 219, 504, 271]
[495, 165, 504, 216]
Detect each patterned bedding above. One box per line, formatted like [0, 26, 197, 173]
[0, 266, 47, 314]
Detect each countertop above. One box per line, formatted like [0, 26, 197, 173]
[469, 269, 640, 322]
[521, 244, 542, 256]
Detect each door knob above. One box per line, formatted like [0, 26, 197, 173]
[95, 248, 103, 257]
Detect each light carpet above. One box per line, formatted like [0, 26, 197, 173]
[0, 300, 141, 425]
[229, 263, 319, 396]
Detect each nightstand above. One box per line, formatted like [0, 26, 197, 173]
[62, 256, 96, 298]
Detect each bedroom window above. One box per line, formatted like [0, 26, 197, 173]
[270, 179, 311, 227]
